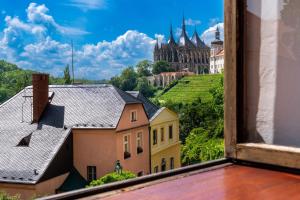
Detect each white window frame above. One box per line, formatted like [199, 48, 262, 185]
[130, 110, 137, 122]
[123, 134, 131, 153]
[136, 131, 143, 148]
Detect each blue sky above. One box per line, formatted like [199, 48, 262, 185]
[0, 0, 224, 79]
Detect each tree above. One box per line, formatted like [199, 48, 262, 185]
[64, 65, 71, 84]
[136, 60, 152, 77]
[87, 171, 136, 187]
[152, 61, 175, 74]
[135, 77, 156, 97]
[181, 128, 224, 165]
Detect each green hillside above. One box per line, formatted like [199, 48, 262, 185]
[158, 74, 222, 104]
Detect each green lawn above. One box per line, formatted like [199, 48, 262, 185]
[158, 74, 222, 104]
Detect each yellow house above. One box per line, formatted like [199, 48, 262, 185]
[149, 107, 181, 173]
[126, 92, 181, 173]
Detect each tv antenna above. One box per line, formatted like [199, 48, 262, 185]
[71, 40, 75, 84]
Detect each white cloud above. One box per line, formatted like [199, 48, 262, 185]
[208, 18, 220, 26]
[185, 18, 201, 26]
[26, 3, 89, 35]
[0, 3, 155, 79]
[154, 34, 165, 46]
[66, 0, 107, 11]
[175, 28, 181, 38]
[201, 22, 224, 46]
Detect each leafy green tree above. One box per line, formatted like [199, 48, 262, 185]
[181, 128, 224, 165]
[136, 60, 152, 77]
[135, 77, 156, 97]
[87, 171, 136, 187]
[152, 61, 175, 74]
[120, 67, 138, 91]
[64, 65, 71, 84]
[110, 76, 122, 88]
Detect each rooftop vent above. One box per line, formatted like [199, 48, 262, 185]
[17, 133, 32, 147]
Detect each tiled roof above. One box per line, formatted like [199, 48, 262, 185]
[0, 84, 140, 184]
[126, 91, 160, 119]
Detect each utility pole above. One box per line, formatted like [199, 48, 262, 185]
[71, 40, 75, 84]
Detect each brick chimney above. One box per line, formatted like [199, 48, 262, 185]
[32, 73, 49, 123]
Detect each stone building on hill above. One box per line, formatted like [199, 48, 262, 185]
[153, 17, 210, 74]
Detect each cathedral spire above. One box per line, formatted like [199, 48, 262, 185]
[215, 26, 220, 40]
[182, 15, 186, 33]
[168, 23, 176, 45]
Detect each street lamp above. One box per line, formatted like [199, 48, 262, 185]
[115, 160, 123, 174]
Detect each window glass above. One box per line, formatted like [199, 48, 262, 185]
[246, 0, 300, 147]
[153, 129, 157, 145]
[169, 125, 173, 139]
[170, 157, 174, 169]
[161, 127, 164, 142]
[131, 111, 137, 122]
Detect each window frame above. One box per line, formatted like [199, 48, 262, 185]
[153, 129, 157, 145]
[170, 157, 174, 169]
[130, 110, 137, 122]
[160, 127, 164, 142]
[224, 0, 300, 169]
[168, 125, 173, 139]
[123, 134, 131, 153]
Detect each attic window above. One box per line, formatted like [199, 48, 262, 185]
[17, 133, 32, 147]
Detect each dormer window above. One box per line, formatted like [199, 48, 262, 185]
[17, 133, 32, 147]
[131, 111, 137, 122]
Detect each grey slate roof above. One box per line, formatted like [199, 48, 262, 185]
[126, 91, 160, 119]
[0, 84, 141, 184]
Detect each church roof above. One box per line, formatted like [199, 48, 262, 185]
[168, 24, 177, 46]
[191, 30, 207, 48]
[178, 16, 195, 48]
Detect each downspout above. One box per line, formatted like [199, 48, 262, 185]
[149, 126, 152, 174]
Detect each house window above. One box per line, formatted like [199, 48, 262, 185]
[169, 125, 173, 139]
[170, 157, 174, 169]
[124, 135, 131, 159]
[161, 158, 166, 172]
[87, 166, 96, 182]
[154, 166, 159, 173]
[161, 127, 164, 142]
[137, 132, 143, 154]
[131, 111, 137, 122]
[153, 129, 157, 145]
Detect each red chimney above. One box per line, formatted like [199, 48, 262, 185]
[32, 73, 49, 123]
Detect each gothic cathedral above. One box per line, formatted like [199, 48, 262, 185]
[154, 17, 211, 74]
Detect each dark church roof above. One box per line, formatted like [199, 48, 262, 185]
[191, 30, 207, 48]
[0, 85, 142, 184]
[178, 16, 195, 48]
[168, 24, 177, 46]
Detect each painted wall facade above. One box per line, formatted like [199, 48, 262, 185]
[150, 108, 181, 172]
[73, 103, 150, 180]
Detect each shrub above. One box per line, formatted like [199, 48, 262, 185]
[0, 191, 20, 200]
[87, 171, 136, 187]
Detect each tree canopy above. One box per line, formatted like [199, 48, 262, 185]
[136, 60, 152, 77]
[152, 61, 175, 74]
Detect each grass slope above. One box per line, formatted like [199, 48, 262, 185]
[158, 74, 222, 103]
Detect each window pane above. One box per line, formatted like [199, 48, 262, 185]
[246, 0, 300, 147]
